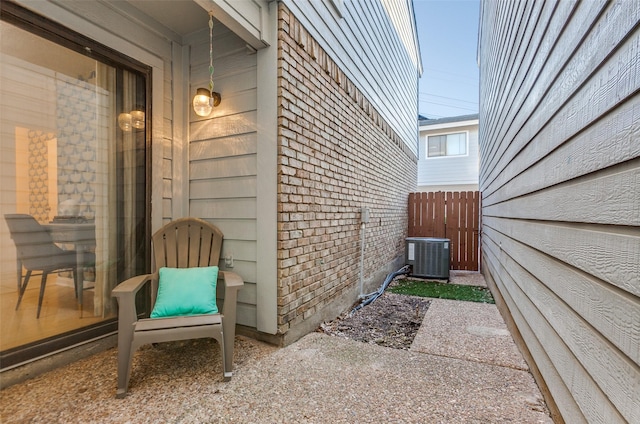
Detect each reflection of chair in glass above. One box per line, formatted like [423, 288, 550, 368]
[4, 214, 95, 318]
[111, 217, 244, 398]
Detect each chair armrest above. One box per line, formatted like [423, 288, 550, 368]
[112, 273, 156, 302]
[218, 270, 243, 315]
[219, 270, 244, 289]
[112, 273, 157, 328]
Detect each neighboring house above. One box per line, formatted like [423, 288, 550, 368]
[479, 1, 639, 423]
[0, 0, 421, 374]
[417, 114, 479, 192]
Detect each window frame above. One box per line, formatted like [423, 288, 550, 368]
[426, 131, 469, 159]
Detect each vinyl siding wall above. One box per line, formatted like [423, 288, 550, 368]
[478, 1, 640, 423]
[187, 25, 259, 329]
[282, 0, 420, 155]
[417, 123, 479, 189]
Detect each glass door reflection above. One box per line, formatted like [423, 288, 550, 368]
[0, 19, 148, 356]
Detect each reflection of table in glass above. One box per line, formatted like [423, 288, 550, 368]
[43, 223, 96, 311]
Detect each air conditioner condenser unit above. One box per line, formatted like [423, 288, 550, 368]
[405, 237, 450, 279]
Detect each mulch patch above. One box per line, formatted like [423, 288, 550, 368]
[318, 292, 431, 350]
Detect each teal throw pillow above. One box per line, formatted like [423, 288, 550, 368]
[150, 266, 219, 318]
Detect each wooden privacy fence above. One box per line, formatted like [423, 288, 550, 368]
[408, 191, 480, 271]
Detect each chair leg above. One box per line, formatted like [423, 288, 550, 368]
[73, 267, 83, 317]
[222, 319, 235, 380]
[15, 270, 32, 310]
[217, 328, 229, 381]
[73, 268, 79, 299]
[116, 324, 136, 398]
[116, 345, 133, 399]
[37, 272, 49, 319]
[16, 259, 22, 292]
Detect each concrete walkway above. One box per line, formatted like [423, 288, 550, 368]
[0, 272, 552, 423]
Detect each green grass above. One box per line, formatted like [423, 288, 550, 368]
[389, 279, 495, 304]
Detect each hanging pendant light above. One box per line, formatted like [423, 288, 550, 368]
[193, 12, 221, 117]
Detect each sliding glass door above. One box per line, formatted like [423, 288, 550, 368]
[0, 3, 150, 367]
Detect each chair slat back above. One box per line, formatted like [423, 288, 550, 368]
[152, 218, 223, 270]
[149, 218, 224, 309]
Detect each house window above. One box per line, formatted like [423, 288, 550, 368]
[427, 132, 467, 157]
[1, 2, 150, 368]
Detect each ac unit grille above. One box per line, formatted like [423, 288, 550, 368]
[405, 237, 450, 279]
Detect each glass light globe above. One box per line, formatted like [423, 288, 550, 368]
[131, 110, 145, 129]
[118, 113, 132, 132]
[193, 88, 213, 117]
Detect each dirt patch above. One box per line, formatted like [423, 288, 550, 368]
[319, 292, 431, 350]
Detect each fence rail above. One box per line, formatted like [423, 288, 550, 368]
[408, 191, 480, 271]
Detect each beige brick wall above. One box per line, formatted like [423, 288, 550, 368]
[276, 4, 418, 341]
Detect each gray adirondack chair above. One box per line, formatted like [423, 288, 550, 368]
[111, 217, 244, 398]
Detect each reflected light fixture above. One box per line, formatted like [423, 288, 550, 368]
[118, 109, 145, 132]
[131, 109, 145, 129]
[117, 113, 132, 132]
[193, 12, 221, 117]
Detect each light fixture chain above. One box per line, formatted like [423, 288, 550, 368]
[192, 11, 219, 116]
[208, 13, 214, 94]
